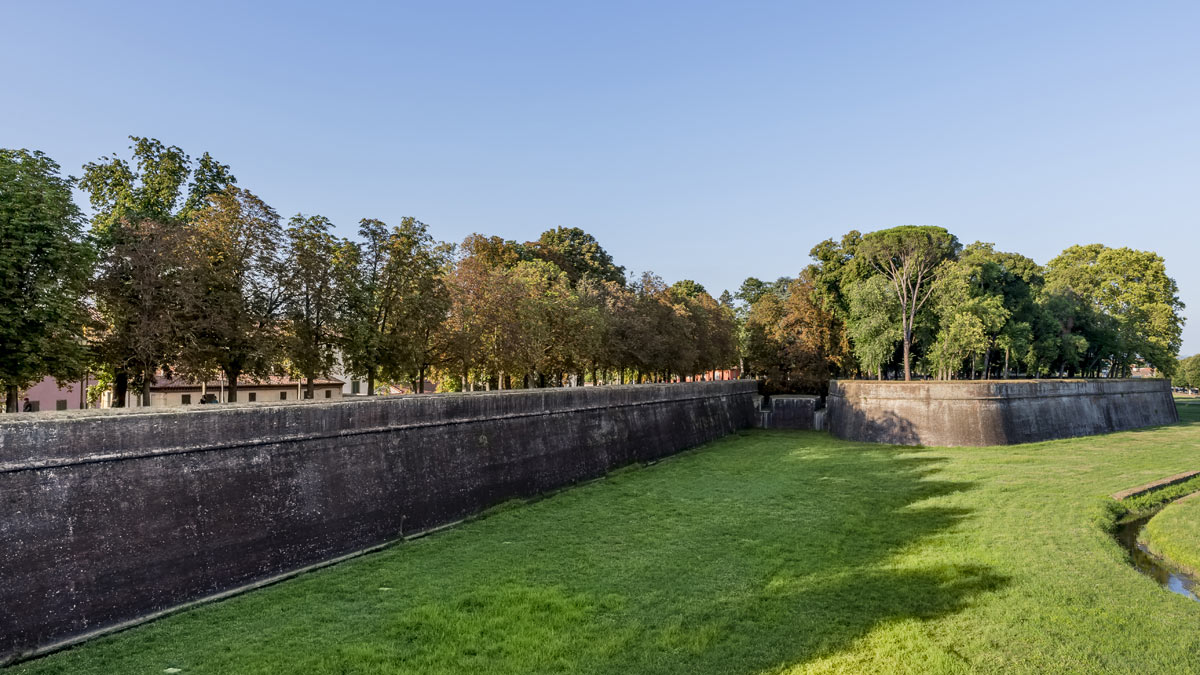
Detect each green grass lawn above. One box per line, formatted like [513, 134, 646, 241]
[13, 405, 1200, 674]
[1142, 495, 1200, 576]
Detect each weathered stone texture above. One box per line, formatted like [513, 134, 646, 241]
[755, 395, 819, 430]
[0, 381, 757, 662]
[827, 378, 1178, 447]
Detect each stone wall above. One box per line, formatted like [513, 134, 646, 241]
[755, 395, 820, 430]
[0, 380, 757, 663]
[827, 378, 1178, 446]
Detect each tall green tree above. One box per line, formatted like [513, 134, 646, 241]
[0, 150, 93, 411]
[178, 187, 286, 402]
[80, 137, 235, 405]
[335, 219, 390, 395]
[808, 230, 869, 321]
[528, 226, 625, 286]
[382, 219, 452, 392]
[929, 255, 1009, 379]
[341, 218, 451, 393]
[1045, 244, 1184, 376]
[284, 215, 340, 398]
[91, 218, 188, 404]
[858, 225, 961, 380]
[846, 275, 901, 379]
[1186, 355, 1200, 388]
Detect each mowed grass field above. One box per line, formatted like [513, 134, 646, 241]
[13, 405, 1200, 674]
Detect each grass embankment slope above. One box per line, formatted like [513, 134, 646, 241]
[1142, 496, 1200, 576]
[12, 406, 1200, 674]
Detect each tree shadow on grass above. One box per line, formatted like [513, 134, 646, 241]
[12, 432, 1007, 675]
[609, 436, 1005, 674]
[368, 432, 1007, 675]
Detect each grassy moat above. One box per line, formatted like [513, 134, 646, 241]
[14, 405, 1200, 674]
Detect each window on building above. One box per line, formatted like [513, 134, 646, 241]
[325, 389, 332, 398]
[56, 399, 68, 411]
[280, 391, 287, 400]
[181, 394, 191, 405]
[248, 392, 257, 402]
[351, 380, 360, 395]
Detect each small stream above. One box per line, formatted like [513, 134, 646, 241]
[1115, 513, 1200, 601]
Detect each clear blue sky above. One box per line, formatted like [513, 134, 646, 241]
[3, 1, 1197, 354]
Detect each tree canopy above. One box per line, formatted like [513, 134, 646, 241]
[0, 149, 93, 411]
[5, 140, 1190, 409]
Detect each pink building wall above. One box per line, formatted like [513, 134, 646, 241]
[21, 376, 94, 412]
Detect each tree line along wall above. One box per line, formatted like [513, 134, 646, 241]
[0, 380, 758, 663]
[827, 378, 1178, 447]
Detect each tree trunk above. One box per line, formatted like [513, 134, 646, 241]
[368, 368, 376, 396]
[305, 376, 314, 399]
[982, 349, 991, 380]
[418, 366, 426, 393]
[1003, 348, 1010, 379]
[226, 366, 241, 402]
[142, 377, 152, 406]
[5, 384, 17, 413]
[902, 331, 912, 381]
[114, 371, 129, 408]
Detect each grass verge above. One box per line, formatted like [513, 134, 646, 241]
[1141, 497, 1200, 576]
[1118, 475, 1200, 517]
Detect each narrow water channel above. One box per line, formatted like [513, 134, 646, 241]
[1115, 513, 1200, 601]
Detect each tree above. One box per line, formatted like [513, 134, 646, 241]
[846, 275, 901, 379]
[92, 219, 188, 404]
[929, 255, 1009, 379]
[858, 226, 961, 380]
[808, 230, 869, 322]
[378, 218, 452, 392]
[1174, 355, 1200, 388]
[80, 137, 235, 405]
[527, 226, 625, 286]
[0, 150, 93, 412]
[740, 274, 848, 392]
[1045, 245, 1184, 377]
[178, 187, 286, 402]
[928, 313, 988, 379]
[284, 215, 340, 398]
[668, 279, 707, 300]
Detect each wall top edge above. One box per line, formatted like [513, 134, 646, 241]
[0, 380, 758, 427]
[828, 378, 1171, 399]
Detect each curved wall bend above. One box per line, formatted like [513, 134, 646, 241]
[827, 379, 1178, 447]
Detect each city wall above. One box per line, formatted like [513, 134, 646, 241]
[827, 378, 1178, 446]
[0, 381, 757, 662]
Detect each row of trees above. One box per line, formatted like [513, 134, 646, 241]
[737, 225, 1186, 390]
[1175, 355, 1200, 389]
[2, 140, 1186, 409]
[0, 139, 738, 410]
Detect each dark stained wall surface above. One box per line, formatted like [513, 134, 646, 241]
[827, 379, 1178, 447]
[0, 381, 757, 663]
[755, 395, 819, 430]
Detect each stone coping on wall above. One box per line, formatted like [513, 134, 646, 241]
[829, 378, 1170, 400]
[0, 381, 760, 472]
